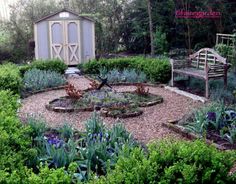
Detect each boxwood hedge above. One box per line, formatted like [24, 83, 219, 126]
[79, 57, 171, 83]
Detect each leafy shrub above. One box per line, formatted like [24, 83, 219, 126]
[215, 44, 233, 58]
[80, 57, 171, 83]
[0, 63, 22, 94]
[0, 90, 32, 173]
[19, 59, 67, 75]
[23, 69, 66, 92]
[90, 140, 236, 183]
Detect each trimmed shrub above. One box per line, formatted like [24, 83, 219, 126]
[23, 69, 66, 92]
[0, 63, 22, 94]
[0, 90, 32, 172]
[89, 140, 236, 184]
[80, 57, 171, 83]
[19, 59, 67, 75]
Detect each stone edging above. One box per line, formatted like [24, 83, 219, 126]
[164, 86, 207, 103]
[162, 120, 226, 150]
[45, 96, 94, 113]
[122, 91, 164, 107]
[100, 108, 143, 118]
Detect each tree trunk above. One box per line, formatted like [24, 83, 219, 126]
[146, 0, 155, 56]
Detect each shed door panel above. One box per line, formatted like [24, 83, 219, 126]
[49, 20, 80, 65]
[65, 21, 80, 65]
[49, 21, 65, 61]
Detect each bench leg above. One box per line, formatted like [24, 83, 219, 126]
[205, 79, 209, 98]
[171, 71, 174, 86]
[224, 74, 227, 89]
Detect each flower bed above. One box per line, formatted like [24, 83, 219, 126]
[46, 88, 163, 118]
[163, 103, 236, 150]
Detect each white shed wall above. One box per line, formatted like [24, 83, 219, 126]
[35, 21, 50, 59]
[81, 19, 95, 62]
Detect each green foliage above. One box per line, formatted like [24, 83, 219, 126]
[0, 90, 32, 173]
[19, 59, 67, 75]
[100, 68, 147, 83]
[89, 140, 236, 184]
[23, 69, 66, 92]
[27, 117, 47, 139]
[215, 44, 233, 58]
[58, 124, 74, 141]
[185, 102, 236, 144]
[154, 28, 168, 55]
[80, 57, 171, 83]
[27, 163, 74, 184]
[76, 113, 137, 180]
[0, 63, 22, 94]
[39, 139, 79, 169]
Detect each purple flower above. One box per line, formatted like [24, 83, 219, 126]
[45, 134, 64, 148]
[206, 112, 216, 121]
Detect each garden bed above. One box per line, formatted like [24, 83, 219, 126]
[163, 108, 236, 150]
[46, 88, 163, 119]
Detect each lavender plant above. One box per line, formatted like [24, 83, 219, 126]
[23, 68, 66, 92]
[100, 69, 147, 84]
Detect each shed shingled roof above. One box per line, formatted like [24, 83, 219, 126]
[34, 8, 95, 23]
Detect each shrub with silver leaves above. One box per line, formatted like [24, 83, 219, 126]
[23, 68, 66, 92]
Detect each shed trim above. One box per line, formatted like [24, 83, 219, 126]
[34, 8, 95, 24]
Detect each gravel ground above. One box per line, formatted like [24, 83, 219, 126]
[19, 75, 202, 143]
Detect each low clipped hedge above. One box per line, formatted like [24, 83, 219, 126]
[0, 90, 76, 183]
[79, 57, 171, 83]
[19, 59, 67, 75]
[0, 90, 31, 174]
[0, 63, 22, 94]
[89, 140, 236, 184]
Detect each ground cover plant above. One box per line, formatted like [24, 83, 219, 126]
[79, 57, 171, 83]
[23, 68, 66, 93]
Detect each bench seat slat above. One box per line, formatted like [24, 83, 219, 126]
[174, 68, 206, 79]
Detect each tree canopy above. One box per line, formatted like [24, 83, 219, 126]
[0, 0, 235, 62]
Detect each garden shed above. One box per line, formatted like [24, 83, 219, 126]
[34, 9, 95, 65]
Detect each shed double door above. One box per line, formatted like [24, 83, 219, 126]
[49, 20, 81, 65]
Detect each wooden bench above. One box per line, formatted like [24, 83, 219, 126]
[170, 48, 229, 98]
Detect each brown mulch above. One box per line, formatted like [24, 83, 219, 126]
[18, 75, 202, 144]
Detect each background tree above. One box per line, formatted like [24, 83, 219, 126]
[0, 0, 235, 63]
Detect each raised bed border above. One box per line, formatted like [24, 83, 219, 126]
[45, 96, 94, 113]
[100, 107, 143, 118]
[162, 120, 227, 150]
[46, 90, 163, 113]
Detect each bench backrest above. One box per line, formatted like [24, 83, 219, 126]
[189, 48, 227, 70]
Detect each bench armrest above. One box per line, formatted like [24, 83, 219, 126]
[207, 63, 230, 73]
[170, 59, 189, 69]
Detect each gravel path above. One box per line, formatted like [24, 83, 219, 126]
[19, 76, 202, 143]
